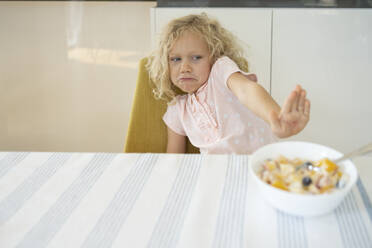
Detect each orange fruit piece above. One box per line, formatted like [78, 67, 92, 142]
[272, 180, 288, 191]
[319, 158, 338, 173]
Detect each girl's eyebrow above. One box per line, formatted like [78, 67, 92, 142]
[169, 51, 204, 57]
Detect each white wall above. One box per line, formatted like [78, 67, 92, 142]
[0, 1, 156, 152]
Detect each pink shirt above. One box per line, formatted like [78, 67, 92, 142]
[163, 56, 277, 154]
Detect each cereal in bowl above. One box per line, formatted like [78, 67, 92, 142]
[259, 156, 348, 194]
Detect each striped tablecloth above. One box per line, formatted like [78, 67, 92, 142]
[0, 152, 371, 248]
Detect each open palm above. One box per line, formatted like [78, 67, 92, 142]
[270, 85, 311, 138]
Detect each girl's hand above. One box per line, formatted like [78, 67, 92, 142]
[269, 85, 311, 138]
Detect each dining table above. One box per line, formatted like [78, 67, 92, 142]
[0, 151, 371, 248]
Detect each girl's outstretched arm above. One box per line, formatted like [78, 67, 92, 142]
[227, 72, 310, 138]
[166, 127, 187, 153]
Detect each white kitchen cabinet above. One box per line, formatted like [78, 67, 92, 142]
[271, 9, 372, 153]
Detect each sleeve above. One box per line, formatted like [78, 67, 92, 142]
[162, 102, 186, 136]
[210, 56, 257, 88]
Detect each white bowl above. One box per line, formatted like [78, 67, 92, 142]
[249, 141, 358, 217]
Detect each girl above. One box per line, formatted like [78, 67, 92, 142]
[147, 13, 310, 154]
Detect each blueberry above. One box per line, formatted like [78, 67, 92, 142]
[304, 161, 313, 166]
[302, 176, 312, 186]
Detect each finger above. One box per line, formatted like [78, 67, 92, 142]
[282, 90, 297, 114]
[298, 90, 306, 113]
[291, 85, 301, 112]
[304, 99, 311, 117]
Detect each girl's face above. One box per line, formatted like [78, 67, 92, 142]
[168, 30, 212, 94]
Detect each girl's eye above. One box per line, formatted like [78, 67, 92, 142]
[192, 55, 202, 60]
[170, 57, 181, 62]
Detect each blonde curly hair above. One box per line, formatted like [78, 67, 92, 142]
[146, 13, 249, 102]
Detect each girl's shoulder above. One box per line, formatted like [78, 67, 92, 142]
[213, 56, 234, 66]
[211, 56, 238, 72]
[210, 56, 240, 80]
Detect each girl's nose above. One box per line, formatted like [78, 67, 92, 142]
[180, 61, 192, 73]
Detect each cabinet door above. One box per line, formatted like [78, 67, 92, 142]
[271, 9, 372, 153]
[151, 8, 272, 91]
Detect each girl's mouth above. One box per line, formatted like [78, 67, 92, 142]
[179, 77, 195, 81]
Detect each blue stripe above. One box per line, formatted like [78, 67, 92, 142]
[277, 210, 308, 248]
[277, 211, 283, 248]
[149, 155, 200, 247]
[0, 153, 71, 224]
[148, 155, 202, 247]
[0, 152, 30, 179]
[289, 212, 295, 247]
[81, 154, 158, 248]
[236, 156, 248, 247]
[300, 215, 308, 247]
[168, 156, 201, 245]
[212, 155, 249, 248]
[335, 191, 372, 248]
[217, 156, 233, 247]
[166, 155, 201, 245]
[343, 193, 364, 247]
[339, 193, 359, 247]
[278, 211, 285, 248]
[147, 154, 202, 248]
[15, 153, 116, 248]
[277, 211, 287, 248]
[299, 215, 308, 247]
[335, 198, 351, 248]
[356, 178, 372, 223]
[346, 191, 371, 247]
